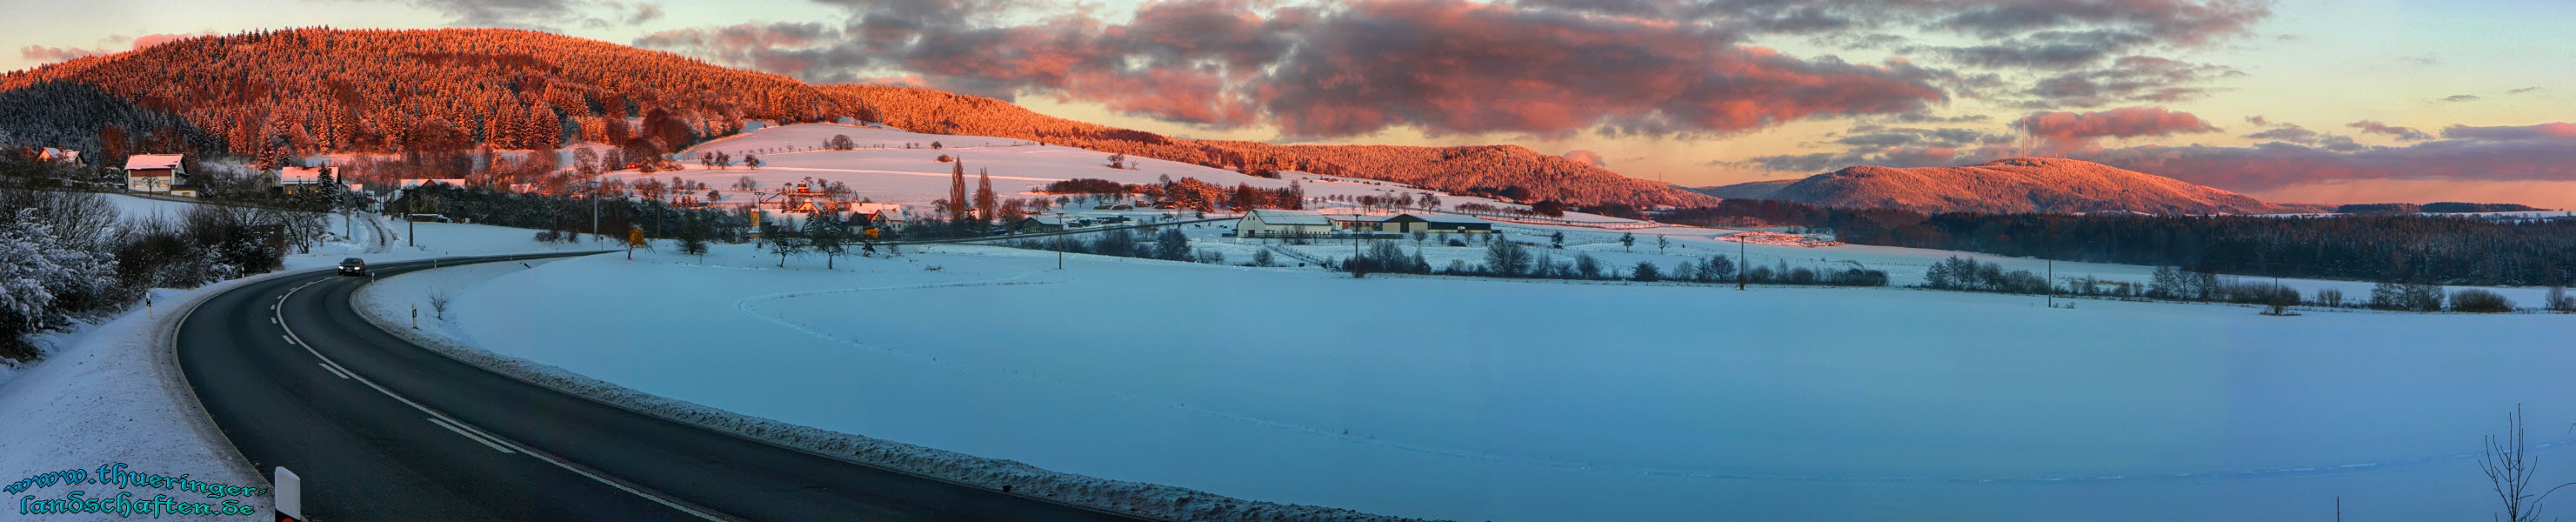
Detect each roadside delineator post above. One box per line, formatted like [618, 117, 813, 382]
[273, 466, 303, 522]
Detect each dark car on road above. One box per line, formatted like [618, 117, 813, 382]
[337, 258, 367, 276]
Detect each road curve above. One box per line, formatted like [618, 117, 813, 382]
[177, 253, 1155, 521]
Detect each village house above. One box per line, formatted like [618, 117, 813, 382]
[1236, 209, 1336, 238]
[35, 147, 81, 165]
[397, 178, 468, 189]
[851, 202, 908, 229]
[277, 166, 336, 195]
[123, 154, 194, 196]
[1014, 215, 1066, 233]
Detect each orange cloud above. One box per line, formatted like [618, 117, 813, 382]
[2012, 106, 2219, 152]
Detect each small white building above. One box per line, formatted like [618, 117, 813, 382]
[1237, 209, 1335, 238]
[123, 154, 192, 196]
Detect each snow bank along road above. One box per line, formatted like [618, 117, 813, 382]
[177, 253, 1151, 522]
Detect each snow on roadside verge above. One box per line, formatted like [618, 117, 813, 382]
[351, 259, 1438, 522]
[0, 275, 283, 520]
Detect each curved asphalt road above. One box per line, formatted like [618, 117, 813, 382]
[178, 253, 1153, 521]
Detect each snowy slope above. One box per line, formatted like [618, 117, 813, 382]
[630, 123, 1644, 224]
[367, 235, 2576, 522]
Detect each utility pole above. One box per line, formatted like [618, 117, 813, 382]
[1737, 233, 1747, 291]
[2047, 258, 2056, 308]
[591, 181, 601, 245]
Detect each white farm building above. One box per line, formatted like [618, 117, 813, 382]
[1236, 209, 1336, 238]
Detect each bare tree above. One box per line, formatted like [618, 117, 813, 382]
[428, 291, 451, 320]
[2483, 405, 2575, 522]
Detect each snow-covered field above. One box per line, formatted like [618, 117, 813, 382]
[371, 234, 2574, 522]
[606, 123, 1642, 224]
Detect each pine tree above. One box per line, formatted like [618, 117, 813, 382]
[529, 101, 562, 148]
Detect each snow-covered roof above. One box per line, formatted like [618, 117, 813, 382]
[398, 178, 466, 188]
[855, 204, 907, 219]
[124, 154, 184, 171]
[278, 166, 330, 184]
[1326, 214, 1389, 223]
[1246, 209, 1332, 225]
[1024, 215, 1065, 225]
[1408, 213, 1492, 225]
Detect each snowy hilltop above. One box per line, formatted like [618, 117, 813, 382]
[1709, 157, 2314, 215]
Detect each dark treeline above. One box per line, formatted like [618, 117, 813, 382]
[1001, 227, 1227, 264]
[0, 81, 228, 171]
[398, 182, 747, 243]
[1660, 199, 2576, 287]
[1329, 234, 1888, 286]
[2336, 202, 2546, 213]
[1925, 255, 2553, 313]
[1031, 176, 1306, 212]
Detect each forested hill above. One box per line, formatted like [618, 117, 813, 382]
[820, 84, 1720, 208]
[1751, 157, 2303, 215]
[0, 28, 862, 166]
[0, 28, 1712, 208]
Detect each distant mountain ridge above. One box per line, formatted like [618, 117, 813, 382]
[1690, 179, 1798, 199]
[1698, 157, 2308, 215]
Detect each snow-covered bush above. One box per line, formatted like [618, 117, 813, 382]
[0, 207, 119, 362]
